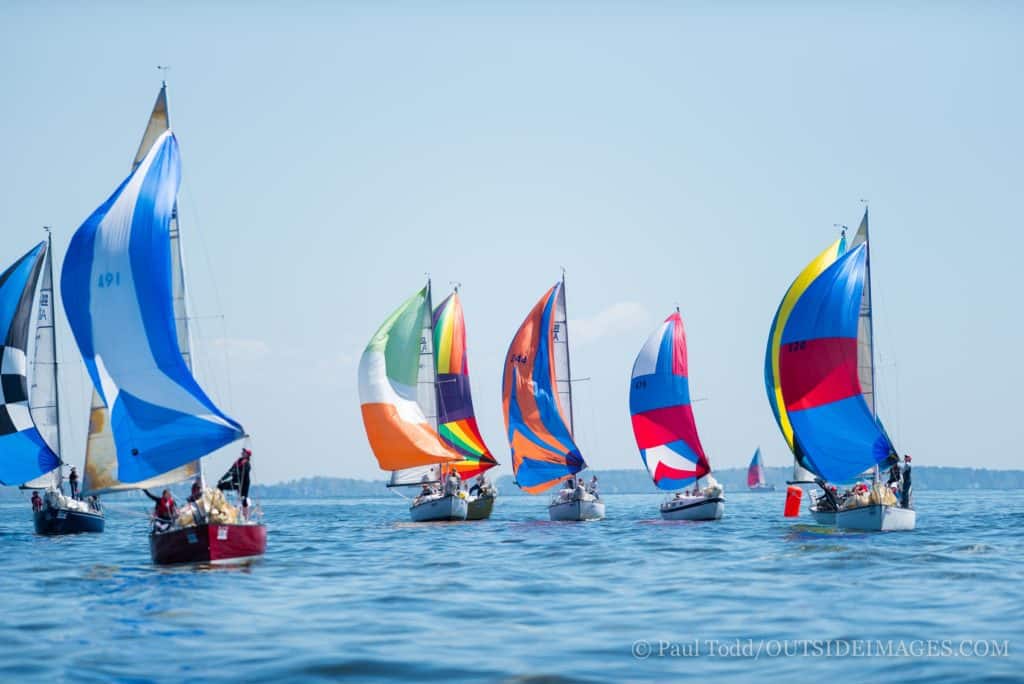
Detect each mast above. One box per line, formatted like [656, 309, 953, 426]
[862, 207, 877, 419]
[424, 278, 445, 480]
[849, 206, 879, 481]
[560, 270, 575, 437]
[45, 230, 63, 481]
[161, 84, 203, 486]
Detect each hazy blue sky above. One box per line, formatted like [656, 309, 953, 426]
[1, 2, 1020, 484]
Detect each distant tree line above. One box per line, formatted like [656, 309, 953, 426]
[2, 467, 1020, 501]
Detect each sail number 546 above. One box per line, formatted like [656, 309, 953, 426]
[97, 272, 121, 288]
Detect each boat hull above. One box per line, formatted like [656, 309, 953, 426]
[33, 507, 105, 535]
[836, 504, 916, 531]
[150, 523, 267, 565]
[466, 494, 495, 521]
[410, 495, 468, 522]
[548, 499, 605, 521]
[810, 508, 837, 526]
[660, 496, 724, 521]
[747, 486, 776, 493]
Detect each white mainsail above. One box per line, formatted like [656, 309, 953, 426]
[850, 209, 875, 417]
[81, 85, 198, 496]
[553, 274, 575, 437]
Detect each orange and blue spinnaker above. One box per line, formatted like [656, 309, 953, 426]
[770, 244, 894, 483]
[502, 283, 584, 494]
[629, 311, 710, 490]
[432, 292, 498, 480]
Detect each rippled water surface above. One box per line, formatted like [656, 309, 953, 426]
[1, 491, 1021, 682]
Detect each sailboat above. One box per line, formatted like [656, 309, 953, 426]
[358, 281, 466, 522]
[630, 309, 724, 521]
[62, 84, 267, 563]
[0, 238, 103, 533]
[746, 448, 775, 492]
[432, 288, 499, 520]
[764, 209, 915, 531]
[502, 275, 603, 521]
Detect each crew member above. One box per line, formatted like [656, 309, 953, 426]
[68, 466, 79, 500]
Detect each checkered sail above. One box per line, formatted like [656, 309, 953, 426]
[62, 127, 244, 487]
[79, 86, 198, 495]
[0, 242, 61, 486]
[20, 237, 63, 489]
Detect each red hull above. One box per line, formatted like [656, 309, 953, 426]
[149, 523, 267, 565]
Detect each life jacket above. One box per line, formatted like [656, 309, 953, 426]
[155, 496, 176, 519]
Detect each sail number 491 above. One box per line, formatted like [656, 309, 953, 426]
[97, 272, 121, 288]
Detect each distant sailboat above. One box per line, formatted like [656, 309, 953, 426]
[764, 209, 914, 531]
[502, 274, 603, 521]
[630, 310, 724, 520]
[432, 289, 499, 520]
[0, 239, 103, 533]
[62, 84, 266, 563]
[746, 448, 775, 492]
[358, 280, 465, 522]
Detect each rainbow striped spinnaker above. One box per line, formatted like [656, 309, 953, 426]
[432, 291, 498, 479]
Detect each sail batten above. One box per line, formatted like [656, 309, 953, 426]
[630, 311, 710, 490]
[432, 291, 498, 479]
[502, 281, 584, 494]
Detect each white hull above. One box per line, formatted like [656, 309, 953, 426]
[660, 496, 724, 521]
[836, 504, 916, 531]
[410, 495, 468, 522]
[548, 499, 605, 521]
[810, 508, 837, 526]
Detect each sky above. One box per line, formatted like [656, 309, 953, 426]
[1, 2, 1021, 484]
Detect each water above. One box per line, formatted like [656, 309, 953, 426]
[1, 490, 1021, 682]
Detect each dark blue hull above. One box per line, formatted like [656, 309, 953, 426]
[33, 507, 105, 535]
